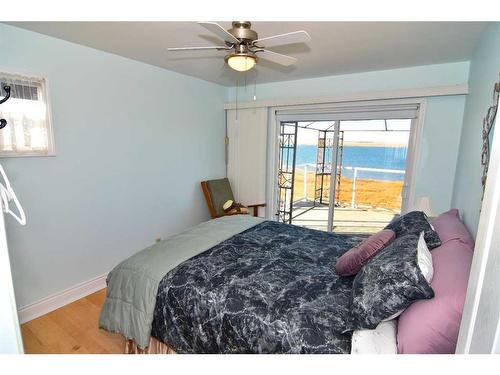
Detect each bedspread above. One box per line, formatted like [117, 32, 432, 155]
[151, 221, 367, 353]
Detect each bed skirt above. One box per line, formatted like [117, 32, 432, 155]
[125, 337, 177, 354]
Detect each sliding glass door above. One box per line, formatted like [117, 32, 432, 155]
[330, 119, 411, 233]
[276, 115, 413, 234]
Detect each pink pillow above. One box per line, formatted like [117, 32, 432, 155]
[397, 239, 473, 353]
[335, 229, 395, 276]
[432, 209, 475, 248]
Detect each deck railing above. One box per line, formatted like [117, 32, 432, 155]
[294, 164, 405, 208]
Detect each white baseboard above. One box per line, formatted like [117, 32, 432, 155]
[18, 274, 107, 324]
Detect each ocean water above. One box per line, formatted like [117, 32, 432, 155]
[295, 145, 408, 181]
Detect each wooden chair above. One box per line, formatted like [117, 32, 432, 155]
[201, 178, 266, 219]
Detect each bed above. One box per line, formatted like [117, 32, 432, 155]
[99, 215, 396, 354]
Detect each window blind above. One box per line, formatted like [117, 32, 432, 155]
[276, 103, 420, 122]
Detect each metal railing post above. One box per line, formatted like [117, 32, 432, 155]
[304, 165, 308, 201]
[351, 168, 358, 208]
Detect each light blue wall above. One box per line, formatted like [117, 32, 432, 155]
[452, 23, 500, 237]
[227, 62, 470, 101]
[0, 24, 226, 308]
[414, 95, 466, 214]
[0, 23, 484, 309]
[228, 62, 469, 215]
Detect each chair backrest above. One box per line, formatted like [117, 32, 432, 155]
[201, 178, 235, 218]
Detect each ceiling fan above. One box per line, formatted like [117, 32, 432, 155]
[168, 21, 311, 72]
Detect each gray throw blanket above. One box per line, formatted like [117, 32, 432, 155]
[99, 215, 265, 349]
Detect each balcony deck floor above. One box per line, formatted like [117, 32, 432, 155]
[291, 200, 398, 233]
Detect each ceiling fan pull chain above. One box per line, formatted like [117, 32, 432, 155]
[235, 76, 239, 122]
[253, 70, 257, 101]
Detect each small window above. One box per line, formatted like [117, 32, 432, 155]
[0, 72, 55, 157]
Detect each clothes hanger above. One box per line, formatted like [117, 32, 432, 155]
[0, 84, 25, 225]
[0, 164, 26, 226]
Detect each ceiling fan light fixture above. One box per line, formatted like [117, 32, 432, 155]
[225, 53, 257, 72]
[170, 22, 309, 73]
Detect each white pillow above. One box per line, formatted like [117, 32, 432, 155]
[417, 230, 434, 283]
[382, 231, 434, 321]
[351, 320, 398, 354]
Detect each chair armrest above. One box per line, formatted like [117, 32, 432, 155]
[246, 203, 266, 217]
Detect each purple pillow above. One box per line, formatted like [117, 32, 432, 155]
[396, 239, 473, 354]
[432, 209, 475, 248]
[335, 229, 395, 276]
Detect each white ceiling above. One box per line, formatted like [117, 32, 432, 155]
[8, 22, 487, 86]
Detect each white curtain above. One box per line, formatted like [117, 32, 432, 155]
[0, 74, 50, 155]
[226, 107, 268, 217]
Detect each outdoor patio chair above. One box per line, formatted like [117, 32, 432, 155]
[201, 178, 266, 219]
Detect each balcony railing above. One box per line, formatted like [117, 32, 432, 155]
[294, 164, 404, 208]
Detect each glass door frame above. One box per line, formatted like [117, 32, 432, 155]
[276, 121, 298, 224]
[274, 118, 340, 231]
[269, 98, 425, 231]
[326, 123, 340, 232]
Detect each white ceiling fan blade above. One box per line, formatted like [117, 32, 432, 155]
[257, 49, 297, 66]
[253, 31, 311, 47]
[198, 22, 240, 44]
[168, 46, 229, 51]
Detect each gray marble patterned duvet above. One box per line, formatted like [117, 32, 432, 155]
[151, 220, 367, 354]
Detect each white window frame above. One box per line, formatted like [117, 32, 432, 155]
[266, 98, 426, 226]
[0, 70, 56, 158]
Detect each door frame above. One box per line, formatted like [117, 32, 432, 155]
[456, 102, 500, 354]
[266, 98, 426, 227]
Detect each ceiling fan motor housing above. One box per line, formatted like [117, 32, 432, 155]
[228, 21, 258, 43]
[224, 43, 258, 64]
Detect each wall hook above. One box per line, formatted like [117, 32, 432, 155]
[0, 85, 12, 130]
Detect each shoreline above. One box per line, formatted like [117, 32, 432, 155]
[297, 142, 407, 148]
[342, 142, 407, 148]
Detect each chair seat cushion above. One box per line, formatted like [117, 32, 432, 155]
[207, 178, 235, 217]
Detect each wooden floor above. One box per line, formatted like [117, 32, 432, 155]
[21, 289, 125, 354]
